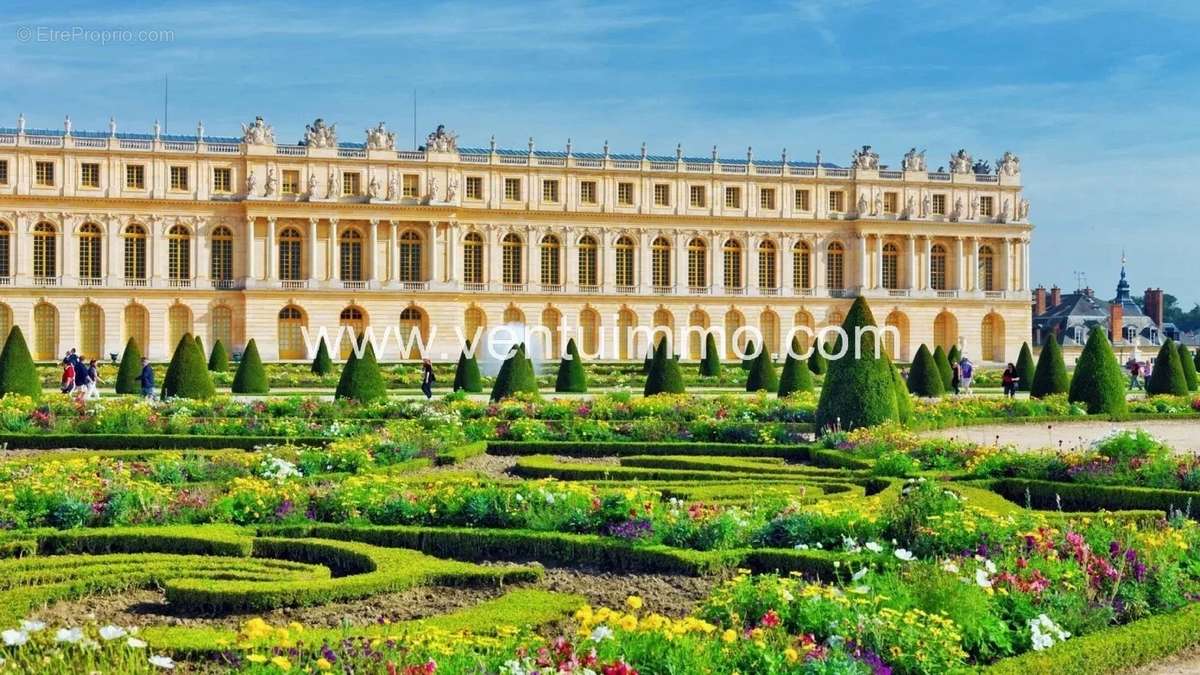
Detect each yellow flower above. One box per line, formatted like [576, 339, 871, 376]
[722, 629, 737, 643]
[316, 658, 332, 671]
[625, 595, 643, 611]
[247, 654, 267, 663]
[785, 648, 799, 663]
[271, 655, 292, 671]
[619, 614, 638, 631]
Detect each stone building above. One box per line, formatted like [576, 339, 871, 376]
[0, 115, 1032, 363]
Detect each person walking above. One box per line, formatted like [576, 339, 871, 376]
[951, 362, 961, 396]
[959, 357, 974, 395]
[60, 357, 76, 395]
[1126, 358, 1142, 390]
[420, 358, 436, 400]
[139, 358, 155, 398]
[1002, 362, 1019, 398]
[85, 359, 102, 399]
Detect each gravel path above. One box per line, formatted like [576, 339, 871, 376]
[923, 419, 1200, 453]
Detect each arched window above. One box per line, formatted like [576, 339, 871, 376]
[123, 224, 147, 281]
[278, 305, 307, 360]
[124, 304, 149, 354]
[167, 225, 192, 281]
[0, 303, 10, 343]
[503, 305, 525, 324]
[463, 232, 484, 284]
[168, 304, 193, 351]
[614, 236, 635, 287]
[827, 310, 844, 327]
[688, 309, 709, 360]
[211, 304, 233, 351]
[826, 242, 845, 290]
[978, 245, 995, 291]
[340, 229, 364, 281]
[794, 310, 814, 334]
[723, 239, 742, 290]
[540, 235, 561, 286]
[884, 311, 908, 361]
[0, 222, 10, 279]
[33, 302, 58, 360]
[399, 306, 426, 360]
[687, 238, 707, 288]
[502, 233, 523, 285]
[578, 236, 598, 287]
[464, 306, 486, 342]
[792, 241, 811, 290]
[617, 308, 637, 359]
[933, 311, 957, 351]
[881, 242, 899, 289]
[279, 227, 303, 281]
[758, 240, 777, 290]
[982, 313, 1005, 361]
[930, 244, 947, 291]
[724, 309, 744, 359]
[398, 231, 422, 282]
[78, 223, 102, 280]
[651, 236, 671, 288]
[33, 222, 57, 279]
[760, 310, 780, 356]
[211, 226, 234, 282]
[580, 308, 600, 356]
[653, 308, 674, 353]
[79, 303, 103, 360]
[541, 307, 562, 358]
[339, 306, 367, 359]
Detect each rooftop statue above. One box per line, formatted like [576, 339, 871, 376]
[972, 159, 991, 174]
[425, 124, 458, 152]
[304, 118, 337, 148]
[365, 122, 395, 150]
[241, 116, 276, 145]
[997, 151, 1021, 176]
[948, 149, 972, 174]
[901, 147, 926, 172]
[851, 145, 879, 170]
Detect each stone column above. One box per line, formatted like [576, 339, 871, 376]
[526, 226, 539, 287]
[196, 218, 209, 283]
[674, 231, 688, 292]
[147, 218, 159, 286]
[747, 233, 760, 294]
[429, 221, 443, 285]
[638, 231, 652, 291]
[105, 216, 118, 285]
[923, 236, 932, 291]
[389, 221, 399, 284]
[968, 236, 979, 291]
[813, 235, 826, 294]
[265, 217, 277, 281]
[602, 229, 616, 292]
[61, 217, 77, 285]
[1000, 237, 1010, 291]
[244, 216, 256, 285]
[954, 236, 965, 291]
[857, 233, 868, 291]
[1023, 240, 1031, 291]
[367, 219, 379, 284]
[307, 217, 318, 283]
[328, 218, 340, 282]
[874, 235, 884, 290]
[566, 230, 579, 292]
[709, 231, 723, 295]
[780, 234, 794, 292]
[906, 234, 917, 290]
[488, 227, 503, 289]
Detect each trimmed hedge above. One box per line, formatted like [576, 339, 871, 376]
[231, 338, 269, 394]
[161, 333, 215, 400]
[699, 333, 721, 377]
[644, 338, 684, 396]
[947, 344, 961, 366]
[1014, 342, 1035, 392]
[1179, 342, 1199, 392]
[555, 338, 587, 393]
[207, 339, 229, 372]
[0, 433, 329, 450]
[618, 454, 866, 479]
[453, 344, 483, 393]
[745, 346, 779, 393]
[933, 345, 953, 390]
[777, 337, 814, 397]
[114, 338, 144, 395]
[807, 338, 827, 375]
[1031, 337, 1069, 398]
[988, 478, 1200, 515]
[310, 337, 333, 375]
[1068, 326, 1127, 414]
[335, 340, 387, 402]
[888, 357, 911, 425]
[1147, 338, 1188, 396]
[907, 344, 944, 397]
[38, 525, 252, 557]
[0, 326, 40, 399]
[815, 297, 898, 432]
[486, 440, 837, 461]
[434, 441, 488, 466]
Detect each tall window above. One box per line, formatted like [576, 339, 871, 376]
[793, 241, 811, 289]
[690, 185, 706, 208]
[687, 238, 707, 288]
[0, 222, 9, 278]
[340, 229, 364, 281]
[653, 184, 670, 206]
[883, 192, 898, 214]
[724, 186, 741, 208]
[126, 165, 145, 190]
[399, 307, 425, 360]
[580, 308, 600, 355]
[464, 306, 486, 341]
[168, 305, 192, 350]
[339, 307, 366, 359]
[881, 242, 899, 289]
[578, 235, 597, 287]
[33, 222, 57, 278]
[80, 163, 100, 188]
[167, 225, 191, 281]
[758, 240, 777, 289]
[79, 303, 102, 359]
[280, 170, 298, 195]
[211, 226, 233, 281]
[540, 235, 560, 285]
[826, 242, 845, 290]
[169, 166, 189, 191]
[979, 196, 994, 217]
[463, 232, 484, 284]
[124, 304, 149, 354]
[279, 227, 303, 280]
[828, 190, 845, 212]
[398, 231, 422, 282]
[579, 181, 597, 204]
[0, 160, 8, 185]
[278, 306, 307, 360]
[615, 236, 635, 287]
[35, 161, 55, 187]
[794, 189, 810, 211]
[403, 175, 420, 198]
[213, 167, 233, 193]
[78, 223, 102, 279]
[123, 225, 147, 280]
[760, 188, 776, 210]
[33, 303, 57, 360]
[930, 244, 947, 290]
[723, 239, 742, 289]
[617, 183, 634, 206]
[211, 305, 233, 352]
[501, 233, 523, 285]
[465, 176, 483, 200]
[932, 194, 946, 215]
[504, 178, 521, 201]
[342, 172, 361, 196]
[978, 245, 995, 291]
[651, 236, 671, 288]
[542, 180, 560, 203]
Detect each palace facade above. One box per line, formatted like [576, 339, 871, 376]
[0, 115, 1032, 363]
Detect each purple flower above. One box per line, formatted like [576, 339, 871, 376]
[1110, 541, 1121, 558]
[607, 518, 653, 540]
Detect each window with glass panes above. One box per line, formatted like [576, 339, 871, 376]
[651, 237, 671, 287]
[542, 180, 560, 203]
[126, 165, 145, 189]
[281, 170, 299, 194]
[540, 236, 560, 285]
[617, 182, 634, 205]
[689, 185, 706, 208]
[277, 306, 306, 360]
[124, 225, 147, 279]
[340, 229, 363, 280]
[211, 227, 233, 281]
[760, 188, 776, 210]
[279, 228, 302, 280]
[342, 173, 361, 196]
[932, 194, 946, 215]
[881, 242, 899, 289]
[794, 189, 810, 211]
[0, 160, 8, 185]
[501, 234, 523, 284]
[0, 223, 9, 278]
[32, 223, 56, 277]
[579, 181, 597, 204]
[403, 175, 419, 198]
[687, 238, 707, 287]
[978, 245, 995, 291]
[826, 242, 845, 289]
[653, 184, 670, 206]
[35, 161, 54, 186]
[578, 236, 597, 286]
[78, 224, 102, 278]
[213, 167, 233, 193]
[169, 166, 189, 191]
[463, 233, 484, 284]
[758, 241, 777, 288]
[930, 244, 947, 290]
[793, 242, 811, 289]
[33, 304, 57, 361]
[724, 186, 741, 208]
[614, 237, 634, 286]
[465, 176, 483, 200]
[828, 190, 845, 212]
[883, 192, 898, 214]
[979, 196, 994, 216]
[167, 226, 191, 280]
[723, 240, 742, 289]
[398, 231, 422, 282]
[504, 178, 521, 201]
[211, 305, 233, 350]
[80, 163, 100, 188]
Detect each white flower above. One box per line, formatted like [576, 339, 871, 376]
[975, 569, 993, 588]
[864, 541, 883, 553]
[55, 627, 84, 644]
[1028, 614, 1070, 651]
[99, 625, 127, 641]
[1, 630, 28, 647]
[148, 655, 176, 669]
[985, 559, 997, 574]
[941, 560, 960, 574]
[851, 585, 871, 594]
[852, 567, 869, 581]
[793, 543, 809, 550]
[19, 620, 45, 633]
[894, 548, 915, 561]
[127, 637, 148, 649]
[590, 625, 613, 642]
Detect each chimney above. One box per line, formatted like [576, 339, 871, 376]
[1082, 287, 1094, 299]
[1144, 288, 1164, 326]
[1034, 286, 1047, 315]
[1050, 285, 1061, 307]
[1109, 302, 1123, 343]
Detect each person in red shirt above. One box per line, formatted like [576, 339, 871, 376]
[1002, 363, 1019, 398]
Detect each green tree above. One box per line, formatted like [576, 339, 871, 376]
[741, 340, 758, 370]
[815, 297, 898, 432]
[1068, 326, 1127, 414]
[554, 338, 587, 393]
[114, 338, 143, 395]
[885, 351, 911, 424]
[161, 333, 216, 400]
[0, 326, 40, 399]
[777, 337, 814, 397]
[947, 344, 961, 366]
[807, 338, 828, 375]
[906, 344, 945, 397]
[699, 333, 722, 377]
[644, 338, 685, 396]
[513, 344, 540, 395]
[1178, 343, 1198, 392]
[207, 339, 229, 372]
[1031, 338, 1070, 399]
[334, 340, 387, 403]
[310, 337, 333, 375]
[490, 344, 538, 401]
[745, 345, 779, 393]
[231, 338, 269, 394]
[194, 335, 204, 361]
[1146, 339, 1188, 396]
[1014, 342, 1036, 392]
[452, 342, 483, 393]
[933, 345, 953, 390]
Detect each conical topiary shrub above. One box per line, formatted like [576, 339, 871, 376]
[807, 338, 828, 375]
[1195, 348, 1200, 379]
[513, 344, 540, 395]
[555, 338, 587, 393]
[741, 340, 758, 370]
[490, 346, 518, 402]
[231, 338, 269, 394]
[746, 345, 779, 393]
[311, 337, 333, 375]
[207, 339, 229, 372]
[947, 344, 961, 366]
[194, 335, 204, 360]
[0, 326, 40, 399]
[1068, 326, 1126, 414]
[815, 297, 898, 432]
[490, 344, 538, 401]
[699, 333, 721, 377]
[777, 337, 814, 397]
[1015, 342, 1036, 392]
[906, 344, 944, 397]
[1031, 338, 1069, 399]
[161, 333, 215, 400]
[334, 339, 387, 403]
[452, 342, 483, 393]
[890, 359, 912, 424]
[1178, 343, 1198, 392]
[644, 338, 685, 396]
[115, 338, 143, 395]
[933, 345, 953, 390]
[1147, 339, 1188, 396]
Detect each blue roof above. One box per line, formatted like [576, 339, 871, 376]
[0, 127, 242, 144]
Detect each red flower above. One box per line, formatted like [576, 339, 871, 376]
[602, 661, 639, 675]
[760, 610, 781, 628]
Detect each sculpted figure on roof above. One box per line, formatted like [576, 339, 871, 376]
[851, 145, 879, 170]
[241, 116, 275, 145]
[365, 122, 395, 150]
[997, 151, 1021, 176]
[901, 147, 926, 172]
[426, 124, 458, 152]
[304, 118, 337, 148]
[949, 149, 972, 174]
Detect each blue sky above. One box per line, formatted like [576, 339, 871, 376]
[1, 0, 1197, 305]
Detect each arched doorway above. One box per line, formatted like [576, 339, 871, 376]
[933, 311, 958, 352]
[398, 306, 427, 360]
[981, 312, 1005, 362]
[79, 303, 103, 360]
[760, 309, 780, 357]
[339, 306, 367, 358]
[33, 303, 58, 361]
[688, 309, 709, 360]
[278, 305, 307, 360]
[884, 310, 909, 361]
[124, 304, 149, 355]
[168, 304, 193, 352]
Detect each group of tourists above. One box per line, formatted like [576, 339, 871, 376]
[949, 356, 975, 396]
[58, 349, 102, 400]
[1125, 357, 1153, 390]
